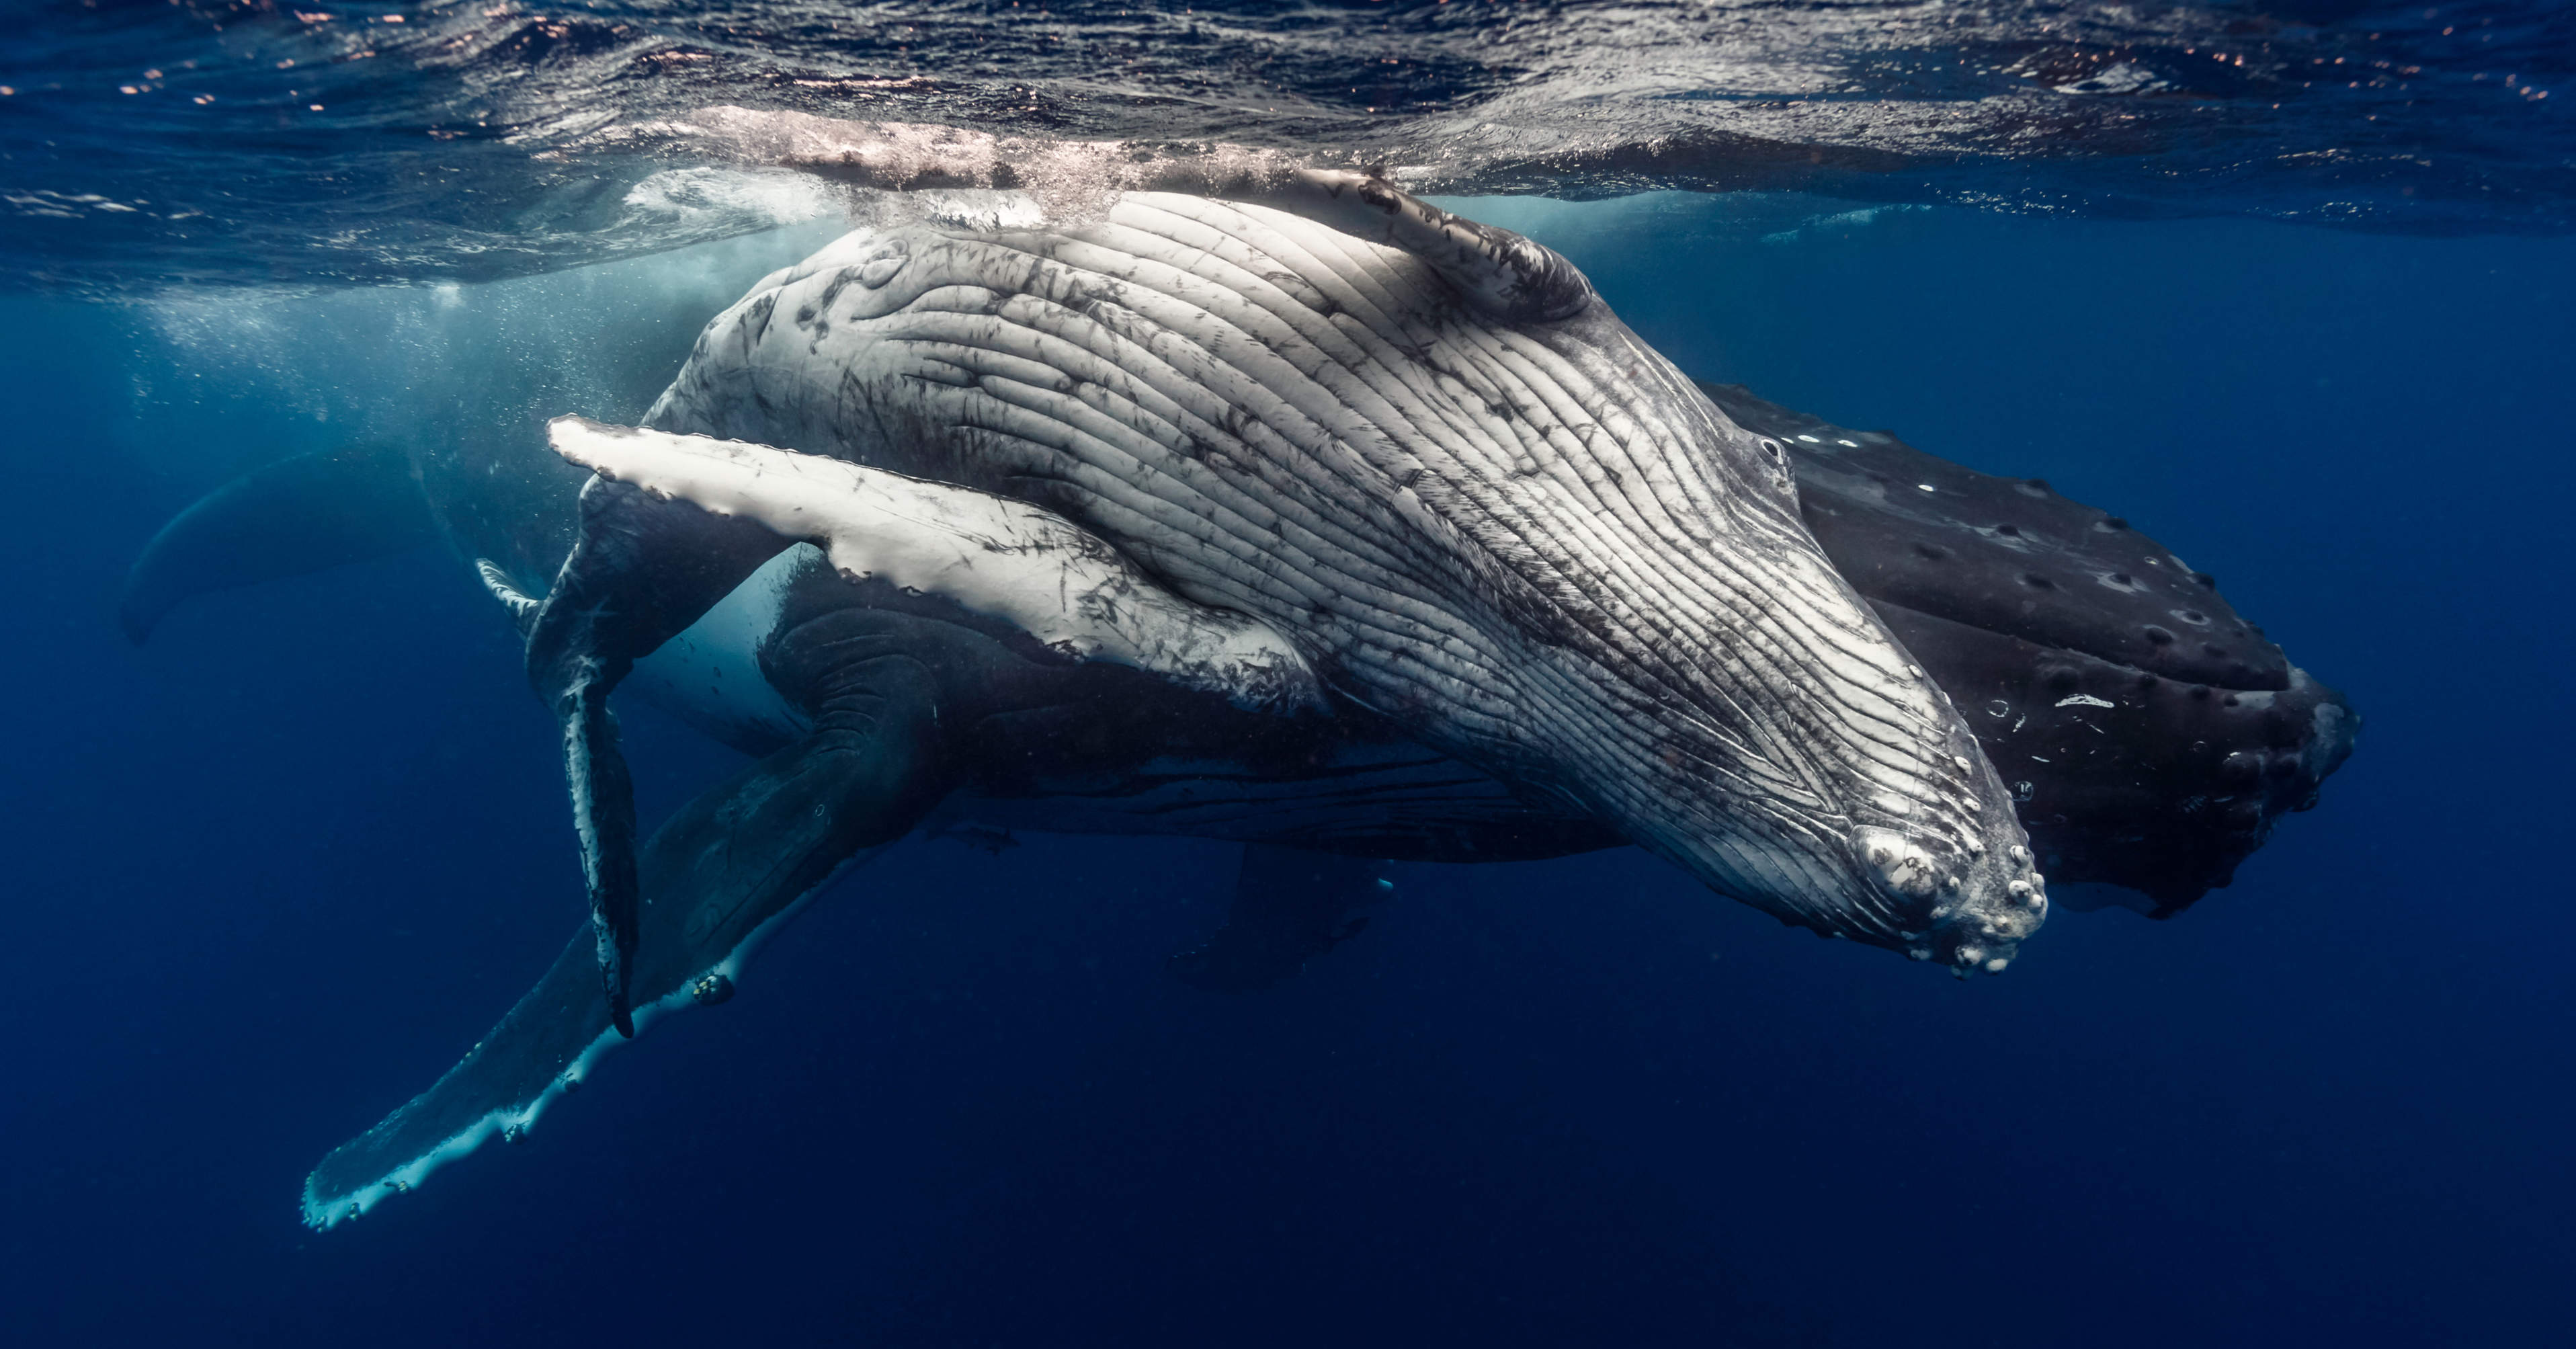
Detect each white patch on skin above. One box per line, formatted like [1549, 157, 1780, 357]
[2054, 694, 2114, 708]
[1853, 825, 1939, 901]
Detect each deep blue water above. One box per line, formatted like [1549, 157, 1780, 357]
[3, 192, 2569, 1345]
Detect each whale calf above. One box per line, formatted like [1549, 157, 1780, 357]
[118, 179, 2354, 1227]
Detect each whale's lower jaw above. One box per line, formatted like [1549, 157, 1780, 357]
[1366, 534, 2044, 968]
[642, 191, 2043, 965]
[1485, 549, 2050, 971]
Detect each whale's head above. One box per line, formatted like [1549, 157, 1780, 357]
[1412, 347, 2047, 973]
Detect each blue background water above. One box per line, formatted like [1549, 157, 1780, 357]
[3, 196, 2569, 1345]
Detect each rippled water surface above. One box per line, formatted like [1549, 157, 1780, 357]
[4, 1, 2570, 288]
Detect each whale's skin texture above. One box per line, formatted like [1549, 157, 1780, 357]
[571, 407, 2354, 913]
[1702, 384, 2359, 911]
[634, 190, 2046, 973]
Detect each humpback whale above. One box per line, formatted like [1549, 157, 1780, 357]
[120, 177, 2356, 1227]
[567, 175, 2051, 1014]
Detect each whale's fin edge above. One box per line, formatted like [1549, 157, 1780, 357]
[304, 811, 893, 1231]
[474, 557, 542, 638]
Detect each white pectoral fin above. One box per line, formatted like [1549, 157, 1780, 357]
[545, 417, 1324, 712]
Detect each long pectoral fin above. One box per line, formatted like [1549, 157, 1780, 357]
[563, 682, 641, 1036]
[523, 468, 796, 1030]
[527, 418, 1321, 1028]
[303, 663, 951, 1229]
[120, 442, 438, 643]
[545, 417, 1323, 714]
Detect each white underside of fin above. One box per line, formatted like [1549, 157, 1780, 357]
[548, 417, 1323, 713]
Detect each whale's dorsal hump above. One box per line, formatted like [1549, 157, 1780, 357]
[1235, 170, 1598, 324]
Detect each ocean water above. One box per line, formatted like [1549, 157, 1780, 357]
[3, 4, 2571, 1346]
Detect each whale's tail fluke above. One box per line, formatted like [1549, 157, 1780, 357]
[118, 441, 439, 643]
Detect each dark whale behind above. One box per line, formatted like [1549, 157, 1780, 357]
[1700, 384, 2354, 911]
